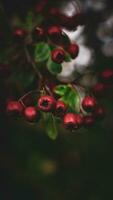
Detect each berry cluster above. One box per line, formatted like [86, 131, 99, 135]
[6, 93, 105, 132]
[13, 25, 79, 65]
[1, 0, 111, 139]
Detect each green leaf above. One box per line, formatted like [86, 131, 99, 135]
[54, 85, 70, 96]
[60, 87, 80, 113]
[64, 53, 72, 62]
[25, 12, 34, 31]
[35, 42, 51, 63]
[45, 114, 58, 140]
[47, 58, 62, 75]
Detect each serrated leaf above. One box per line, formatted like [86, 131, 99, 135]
[47, 58, 62, 75]
[45, 114, 58, 140]
[35, 42, 50, 63]
[54, 85, 70, 96]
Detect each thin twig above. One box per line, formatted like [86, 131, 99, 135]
[24, 46, 43, 81]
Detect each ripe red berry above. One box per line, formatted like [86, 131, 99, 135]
[63, 113, 83, 131]
[24, 106, 40, 122]
[13, 28, 27, 41]
[55, 100, 67, 117]
[6, 101, 23, 116]
[59, 15, 76, 30]
[38, 95, 56, 112]
[32, 26, 45, 41]
[83, 115, 95, 128]
[51, 48, 65, 64]
[94, 106, 105, 120]
[74, 114, 84, 128]
[67, 43, 79, 59]
[92, 83, 106, 97]
[47, 26, 62, 41]
[82, 96, 97, 113]
[100, 69, 113, 84]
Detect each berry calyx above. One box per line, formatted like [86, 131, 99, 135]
[24, 106, 39, 122]
[38, 95, 56, 112]
[13, 28, 27, 41]
[51, 48, 65, 64]
[32, 26, 45, 41]
[55, 100, 67, 117]
[100, 69, 113, 84]
[82, 96, 97, 113]
[6, 101, 23, 116]
[67, 43, 79, 59]
[83, 115, 95, 127]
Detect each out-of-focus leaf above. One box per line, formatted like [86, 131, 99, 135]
[45, 114, 58, 140]
[35, 42, 50, 63]
[47, 58, 62, 75]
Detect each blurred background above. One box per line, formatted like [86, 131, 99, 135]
[1, 0, 113, 199]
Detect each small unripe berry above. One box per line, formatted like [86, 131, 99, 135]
[13, 28, 27, 41]
[83, 115, 95, 128]
[94, 105, 105, 120]
[51, 48, 65, 64]
[82, 96, 97, 113]
[38, 95, 56, 112]
[92, 83, 106, 97]
[100, 69, 113, 84]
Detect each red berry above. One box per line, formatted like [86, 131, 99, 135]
[32, 26, 45, 41]
[59, 15, 76, 30]
[6, 101, 23, 116]
[67, 43, 79, 59]
[51, 48, 65, 64]
[63, 113, 83, 131]
[0, 63, 11, 78]
[38, 95, 56, 112]
[24, 106, 39, 122]
[13, 28, 27, 41]
[74, 114, 84, 128]
[83, 115, 95, 128]
[55, 100, 67, 117]
[35, 0, 48, 13]
[100, 69, 113, 84]
[94, 105, 105, 120]
[82, 96, 97, 113]
[47, 26, 62, 41]
[92, 83, 106, 97]
[49, 7, 60, 17]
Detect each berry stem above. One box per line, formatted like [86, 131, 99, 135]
[24, 46, 43, 89]
[18, 89, 39, 102]
[44, 84, 54, 97]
